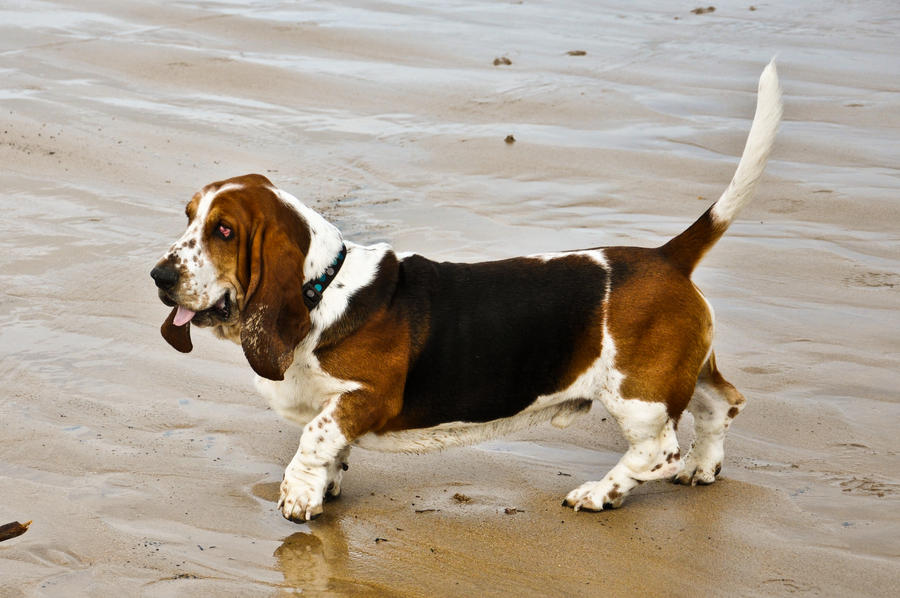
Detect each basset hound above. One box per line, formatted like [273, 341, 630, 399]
[151, 62, 782, 522]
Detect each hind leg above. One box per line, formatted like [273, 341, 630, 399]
[324, 446, 351, 501]
[674, 351, 746, 485]
[564, 398, 683, 511]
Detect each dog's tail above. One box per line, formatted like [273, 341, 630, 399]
[660, 60, 783, 276]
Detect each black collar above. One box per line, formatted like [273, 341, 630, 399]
[302, 244, 347, 310]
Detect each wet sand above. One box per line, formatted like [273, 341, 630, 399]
[1, 1, 898, 596]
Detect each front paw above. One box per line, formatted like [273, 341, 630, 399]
[278, 472, 326, 522]
[563, 479, 628, 512]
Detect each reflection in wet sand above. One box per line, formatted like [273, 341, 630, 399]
[274, 531, 389, 597]
[276, 532, 332, 592]
[257, 481, 398, 596]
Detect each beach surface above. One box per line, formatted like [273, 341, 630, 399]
[1, 1, 898, 596]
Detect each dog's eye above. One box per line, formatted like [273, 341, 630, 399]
[217, 224, 233, 240]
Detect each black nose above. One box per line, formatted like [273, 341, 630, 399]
[151, 264, 179, 290]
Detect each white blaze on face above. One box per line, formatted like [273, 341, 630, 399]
[163, 183, 243, 318]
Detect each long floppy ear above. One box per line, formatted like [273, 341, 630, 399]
[240, 226, 311, 381]
[161, 306, 193, 353]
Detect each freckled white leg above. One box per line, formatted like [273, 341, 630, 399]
[674, 360, 745, 486]
[564, 400, 683, 511]
[279, 404, 348, 522]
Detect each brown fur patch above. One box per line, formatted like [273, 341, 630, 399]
[660, 205, 729, 275]
[317, 307, 412, 440]
[605, 247, 714, 419]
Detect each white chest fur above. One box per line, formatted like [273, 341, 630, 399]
[255, 340, 360, 427]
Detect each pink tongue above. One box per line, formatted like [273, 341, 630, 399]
[172, 306, 196, 326]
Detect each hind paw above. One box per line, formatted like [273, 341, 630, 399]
[672, 458, 722, 486]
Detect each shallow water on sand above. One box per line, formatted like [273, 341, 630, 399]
[1, 1, 898, 596]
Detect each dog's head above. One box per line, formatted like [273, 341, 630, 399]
[151, 174, 337, 380]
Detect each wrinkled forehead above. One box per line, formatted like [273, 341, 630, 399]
[184, 174, 277, 224]
[185, 182, 244, 225]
